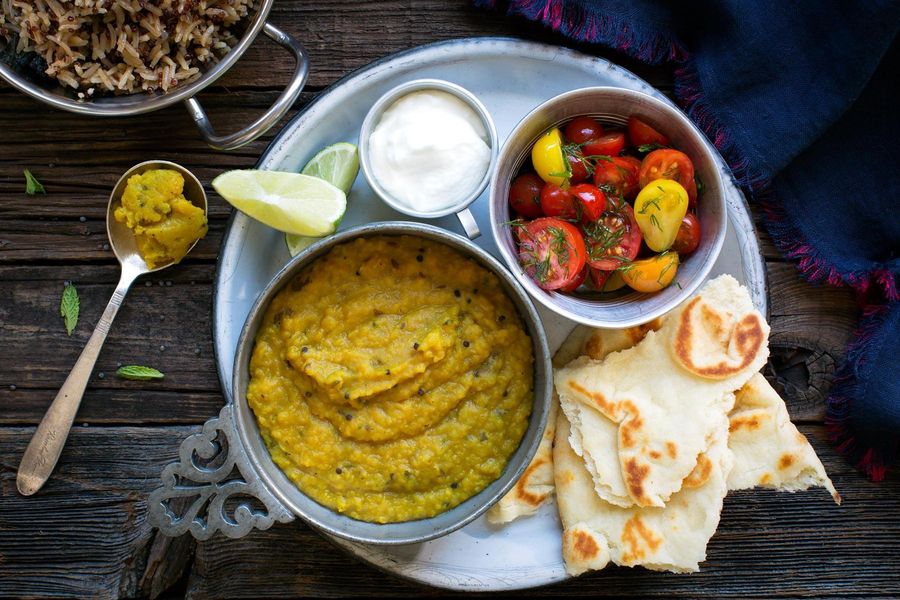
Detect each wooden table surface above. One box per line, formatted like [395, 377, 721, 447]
[1, 2, 898, 598]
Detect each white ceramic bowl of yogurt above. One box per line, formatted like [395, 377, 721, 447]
[359, 79, 498, 239]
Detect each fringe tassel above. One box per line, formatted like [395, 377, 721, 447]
[673, 59, 770, 191]
[674, 58, 900, 301]
[475, 0, 686, 64]
[759, 188, 899, 301]
[825, 304, 897, 481]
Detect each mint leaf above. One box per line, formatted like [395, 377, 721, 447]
[60, 283, 79, 336]
[116, 365, 165, 381]
[24, 169, 45, 194]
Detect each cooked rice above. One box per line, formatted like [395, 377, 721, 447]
[0, 0, 255, 95]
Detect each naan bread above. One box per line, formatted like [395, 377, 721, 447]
[555, 411, 733, 574]
[579, 322, 840, 502]
[728, 373, 841, 503]
[556, 275, 769, 508]
[486, 326, 594, 524]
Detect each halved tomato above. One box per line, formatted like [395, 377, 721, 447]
[581, 197, 642, 270]
[589, 268, 627, 291]
[569, 183, 608, 224]
[620, 252, 680, 292]
[583, 131, 626, 158]
[540, 183, 578, 220]
[517, 218, 587, 290]
[627, 116, 670, 148]
[559, 266, 588, 292]
[532, 127, 569, 187]
[593, 156, 641, 200]
[672, 212, 702, 254]
[565, 147, 592, 184]
[563, 117, 604, 145]
[508, 173, 544, 219]
[638, 149, 697, 204]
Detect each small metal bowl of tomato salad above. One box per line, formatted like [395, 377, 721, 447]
[488, 87, 726, 328]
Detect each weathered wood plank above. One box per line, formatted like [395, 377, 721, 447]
[183, 426, 899, 599]
[765, 263, 858, 421]
[0, 388, 224, 425]
[0, 272, 219, 391]
[0, 426, 197, 600]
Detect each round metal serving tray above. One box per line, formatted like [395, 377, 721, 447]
[201, 37, 764, 591]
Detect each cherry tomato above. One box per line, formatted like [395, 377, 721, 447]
[517, 217, 587, 291]
[593, 156, 641, 200]
[564, 117, 604, 144]
[581, 197, 642, 270]
[540, 183, 578, 220]
[621, 252, 680, 293]
[672, 212, 702, 254]
[627, 116, 670, 148]
[638, 149, 697, 205]
[685, 177, 699, 209]
[508, 173, 544, 218]
[559, 266, 588, 292]
[588, 267, 611, 290]
[569, 183, 608, 224]
[565, 147, 591, 184]
[583, 131, 626, 158]
[634, 179, 689, 252]
[532, 128, 568, 187]
[589, 268, 628, 292]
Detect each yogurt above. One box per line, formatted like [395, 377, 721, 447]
[367, 89, 491, 213]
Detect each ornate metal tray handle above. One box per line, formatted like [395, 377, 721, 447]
[148, 404, 294, 540]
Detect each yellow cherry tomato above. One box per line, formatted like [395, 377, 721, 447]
[634, 179, 689, 252]
[621, 252, 680, 293]
[531, 127, 569, 187]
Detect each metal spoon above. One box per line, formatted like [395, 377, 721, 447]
[16, 160, 208, 496]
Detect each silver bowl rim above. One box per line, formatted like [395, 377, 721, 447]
[358, 78, 499, 219]
[488, 86, 727, 328]
[230, 220, 553, 545]
[0, 0, 273, 116]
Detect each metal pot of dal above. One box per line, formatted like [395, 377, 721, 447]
[0, 0, 307, 150]
[148, 221, 552, 545]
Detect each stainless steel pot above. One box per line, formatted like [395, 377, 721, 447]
[0, 0, 308, 150]
[148, 221, 553, 545]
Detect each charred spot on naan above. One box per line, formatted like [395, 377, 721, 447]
[572, 529, 601, 560]
[760, 473, 773, 485]
[666, 441, 678, 459]
[567, 380, 616, 417]
[729, 412, 763, 432]
[513, 459, 550, 506]
[682, 453, 713, 489]
[624, 457, 651, 505]
[778, 453, 796, 471]
[620, 516, 663, 564]
[672, 298, 766, 379]
[618, 400, 644, 450]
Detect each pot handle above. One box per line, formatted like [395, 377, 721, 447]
[184, 22, 309, 151]
[148, 404, 294, 540]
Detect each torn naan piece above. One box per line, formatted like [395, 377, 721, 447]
[486, 325, 594, 524]
[579, 324, 840, 502]
[556, 275, 769, 508]
[556, 411, 733, 575]
[728, 373, 841, 503]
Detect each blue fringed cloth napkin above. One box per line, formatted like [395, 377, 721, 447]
[478, 0, 900, 479]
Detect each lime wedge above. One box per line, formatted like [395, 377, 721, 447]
[301, 142, 359, 193]
[212, 170, 346, 237]
[285, 143, 359, 256]
[285, 233, 320, 256]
